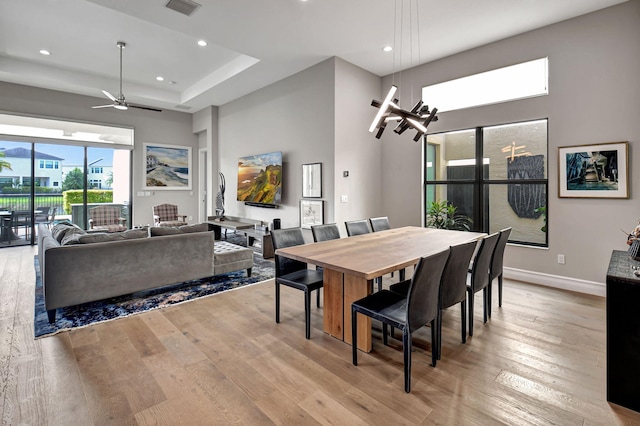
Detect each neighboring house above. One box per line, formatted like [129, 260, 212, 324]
[0, 147, 64, 190]
[62, 159, 113, 189]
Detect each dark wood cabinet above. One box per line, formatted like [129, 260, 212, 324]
[607, 250, 640, 412]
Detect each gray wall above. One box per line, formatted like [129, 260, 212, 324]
[217, 58, 336, 233]
[0, 81, 198, 226]
[380, 0, 640, 291]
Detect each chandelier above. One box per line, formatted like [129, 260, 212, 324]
[369, 0, 438, 141]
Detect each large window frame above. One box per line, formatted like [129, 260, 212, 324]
[424, 119, 549, 247]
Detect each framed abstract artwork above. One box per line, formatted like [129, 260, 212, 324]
[558, 141, 628, 198]
[300, 199, 323, 229]
[144, 143, 192, 190]
[302, 162, 322, 198]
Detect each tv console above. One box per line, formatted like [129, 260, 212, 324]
[207, 216, 274, 258]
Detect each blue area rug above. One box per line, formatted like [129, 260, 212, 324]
[34, 235, 274, 338]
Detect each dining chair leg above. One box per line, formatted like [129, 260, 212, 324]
[403, 328, 412, 393]
[275, 282, 281, 323]
[382, 323, 389, 346]
[467, 288, 474, 336]
[305, 290, 311, 339]
[483, 288, 488, 323]
[436, 309, 442, 360]
[430, 319, 437, 367]
[316, 288, 321, 308]
[376, 277, 382, 292]
[352, 308, 358, 365]
[498, 275, 503, 307]
[399, 269, 406, 281]
[487, 283, 492, 318]
[460, 300, 467, 344]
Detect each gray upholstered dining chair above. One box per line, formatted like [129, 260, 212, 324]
[344, 219, 371, 236]
[369, 216, 391, 232]
[369, 216, 405, 281]
[390, 239, 478, 360]
[345, 219, 384, 291]
[490, 227, 512, 312]
[271, 227, 324, 339]
[467, 232, 499, 336]
[311, 223, 340, 242]
[351, 248, 450, 393]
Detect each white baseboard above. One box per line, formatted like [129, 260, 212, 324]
[504, 267, 605, 297]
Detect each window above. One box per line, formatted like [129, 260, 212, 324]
[425, 119, 548, 246]
[90, 167, 103, 174]
[53, 181, 59, 187]
[422, 58, 548, 112]
[89, 179, 102, 189]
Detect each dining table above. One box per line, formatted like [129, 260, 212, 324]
[275, 226, 486, 352]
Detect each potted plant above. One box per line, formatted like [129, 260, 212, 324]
[426, 200, 472, 231]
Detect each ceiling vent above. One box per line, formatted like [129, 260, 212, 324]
[165, 0, 201, 16]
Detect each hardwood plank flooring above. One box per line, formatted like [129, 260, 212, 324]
[1, 245, 640, 425]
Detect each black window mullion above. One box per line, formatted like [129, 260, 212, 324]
[474, 127, 484, 233]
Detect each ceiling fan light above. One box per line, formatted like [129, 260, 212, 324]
[114, 104, 128, 110]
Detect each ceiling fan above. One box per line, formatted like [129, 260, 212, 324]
[92, 41, 162, 112]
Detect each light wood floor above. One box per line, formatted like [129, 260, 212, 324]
[1, 245, 640, 425]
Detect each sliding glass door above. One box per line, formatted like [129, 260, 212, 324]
[0, 140, 131, 247]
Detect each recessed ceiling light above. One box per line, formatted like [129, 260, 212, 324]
[39, 49, 51, 55]
[156, 76, 164, 81]
[383, 46, 393, 52]
[169, 81, 177, 85]
[197, 40, 207, 47]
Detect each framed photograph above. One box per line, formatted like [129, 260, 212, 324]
[300, 199, 323, 229]
[144, 143, 192, 190]
[558, 141, 628, 198]
[302, 162, 322, 198]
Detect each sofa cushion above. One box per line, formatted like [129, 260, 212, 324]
[60, 227, 87, 245]
[150, 223, 208, 236]
[78, 229, 147, 244]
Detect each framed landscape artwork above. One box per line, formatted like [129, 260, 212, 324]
[300, 199, 323, 229]
[144, 143, 192, 190]
[558, 141, 628, 198]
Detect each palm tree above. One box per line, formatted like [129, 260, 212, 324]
[0, 151, 12, 172]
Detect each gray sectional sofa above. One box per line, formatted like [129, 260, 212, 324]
[38, 222, 254, 323]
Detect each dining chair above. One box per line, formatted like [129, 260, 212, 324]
[271, 227, 324, 339]
[369, 216, 391, 232]
[351, 248, 449, 393]
[311, 223, 340, 242]
[369, 216, 405, 281]
[344, 219, 371, 236]
[490, 227, 512, 311]
[390, 239, 478, 360]
[12, 210, 32, 239]
[345, 219, 384, 291]
[467, 232, 499, 336]
[34, 207, 50, 228]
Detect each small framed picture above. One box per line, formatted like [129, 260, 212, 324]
[300, 199, 323, 229]
[302, 163, 322, 198]
[558, 141, 629, 198]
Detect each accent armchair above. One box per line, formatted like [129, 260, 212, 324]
[89, 205, 127, 233]
[153, 203, 187, 227]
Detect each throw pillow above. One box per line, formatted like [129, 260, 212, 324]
[51, 222, 83, 243]
[60, 227, 87, 245]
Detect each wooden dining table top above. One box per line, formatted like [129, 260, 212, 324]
[275, 226, 486, 280]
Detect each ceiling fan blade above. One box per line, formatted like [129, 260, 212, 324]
[102, 90, 117, 102]
[92, 104, 115, 109]
[129, 104, 163, 112]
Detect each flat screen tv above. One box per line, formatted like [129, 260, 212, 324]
[237, 151, 283, 206]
